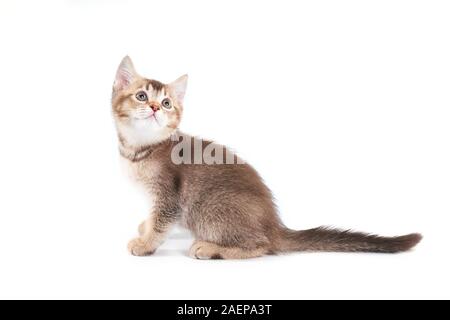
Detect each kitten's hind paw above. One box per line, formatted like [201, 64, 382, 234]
[189, 240, 267, 260]
[189, 241, 223, 260]
[127, 237, 154, 256]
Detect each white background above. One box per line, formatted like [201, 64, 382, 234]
[0, 0, 449, 299]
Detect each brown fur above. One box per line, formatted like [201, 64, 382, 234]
[111, 57, 422, 259]
[146, 79, 165, 92]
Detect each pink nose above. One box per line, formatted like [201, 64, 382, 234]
[149, 103, 160, 112]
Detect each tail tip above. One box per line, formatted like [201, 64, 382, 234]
[397, 233, 422, 252]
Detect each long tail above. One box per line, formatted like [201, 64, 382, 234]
[279, 227, 422, 253]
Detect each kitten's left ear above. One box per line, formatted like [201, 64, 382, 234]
[169, 74, 188, 103]
[113, 56, 138, 92]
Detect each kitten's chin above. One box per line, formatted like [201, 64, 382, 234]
[116, 120, 173, 147]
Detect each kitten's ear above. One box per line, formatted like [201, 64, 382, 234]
[113, 56, 138, 92]
[169, 74, 188, 103]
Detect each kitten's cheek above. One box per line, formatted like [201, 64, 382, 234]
[155, 112, 167, 125]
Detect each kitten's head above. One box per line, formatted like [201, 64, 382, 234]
[111, 56, 187, 146]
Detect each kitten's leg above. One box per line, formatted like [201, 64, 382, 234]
[138, 220, 146, 236]
[128, 212, 176, 256]
[189, 240, 267, 260]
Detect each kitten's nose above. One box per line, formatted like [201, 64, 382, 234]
[149, 103, 160, 112]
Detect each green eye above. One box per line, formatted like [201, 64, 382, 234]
[161, 98, 172, 109]
[135, 91, 148, 101]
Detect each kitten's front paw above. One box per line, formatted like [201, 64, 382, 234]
[127, 238, 154, 256]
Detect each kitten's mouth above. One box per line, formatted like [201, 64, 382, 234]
[138, 113, 160, 126]
[151, 114, 161, 126]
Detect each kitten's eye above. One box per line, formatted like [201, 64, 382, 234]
[135, 91, 148, 101]
[161, 98, 172, 109]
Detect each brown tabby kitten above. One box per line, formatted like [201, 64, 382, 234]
[111, 56, 422, 259]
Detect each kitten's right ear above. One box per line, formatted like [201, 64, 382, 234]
[113, 56, 137, 92]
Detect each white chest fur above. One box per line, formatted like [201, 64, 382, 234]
[120, 156, 141, 184]
[119, 156, 159, 208]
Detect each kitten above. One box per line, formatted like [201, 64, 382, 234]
[111, 56, 422, 259]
